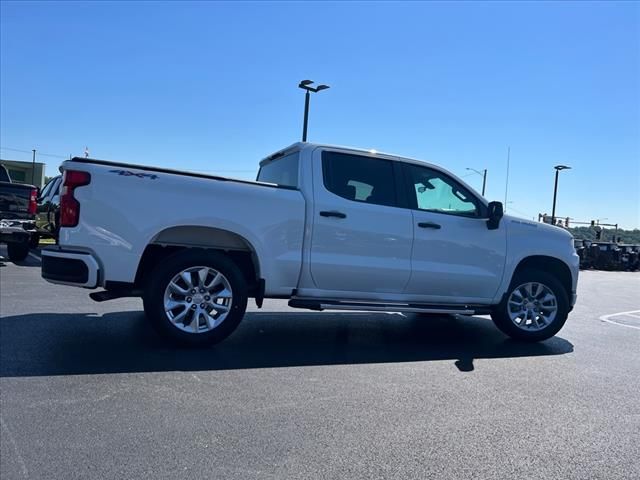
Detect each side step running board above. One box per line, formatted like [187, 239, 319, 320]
[288, 298, 490, 315]
[89, 289, 142, 302]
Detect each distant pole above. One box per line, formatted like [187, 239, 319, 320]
[31, 149, 36, 185]
[298, 80, 330, 142]
[482, 169, 487, 196]
[465, 167, 488, 196]
[504, 147, 510, 210]
[302, 90, 310, 142]
[551, 164, 571, 225]
[551, 169, 560, 225]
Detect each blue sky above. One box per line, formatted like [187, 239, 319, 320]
[1, 1, 639, 228]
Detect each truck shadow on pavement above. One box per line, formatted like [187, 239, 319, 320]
[0, 310, 573, 377]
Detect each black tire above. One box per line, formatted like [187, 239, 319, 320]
[142, 249, 248, 347]
[29, 233, 40, 249]
[491, 268, 569, 342]
[7, 242, 30, 262]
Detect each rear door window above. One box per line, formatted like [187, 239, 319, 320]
[322, 152, 398, 208]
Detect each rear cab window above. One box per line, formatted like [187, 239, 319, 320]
[257, 152, 299, 188]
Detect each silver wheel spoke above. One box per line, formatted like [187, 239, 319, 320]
[213, 288, 232, 299]
[192, 311, 201, 333]
[169, 282, 189, 295]
[171, 308, 189, 325]
[165, 299, 188, 311]
[205, 273, 222, 289]
[180, 272, 193, 289]
[203, 311, 217, 330]
[211, 303, 229, 313]
[540, 293, 555, 304]
[532, 283, 542, 298]
[197, 268, 208, 287]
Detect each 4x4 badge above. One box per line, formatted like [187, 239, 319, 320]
[109, 169, 158, 180]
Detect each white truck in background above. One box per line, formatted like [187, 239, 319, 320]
[42, 142, 579, 346]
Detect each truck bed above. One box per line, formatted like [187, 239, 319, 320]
[58, 157, 307, 294]
[69, 157, 297, 190]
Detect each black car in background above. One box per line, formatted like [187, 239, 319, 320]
[0, 164, 38, 261]
[34, 175, 62, 244]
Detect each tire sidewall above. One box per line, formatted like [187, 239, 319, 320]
[492, 269, 569, 341]
[143, 249, 248, 347]
[7, 242, 30, 262]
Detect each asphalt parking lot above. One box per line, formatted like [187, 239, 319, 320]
[1, 247, 639, 480]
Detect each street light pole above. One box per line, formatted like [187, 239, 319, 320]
[298, 80, 330, 142]
[302, 90, 310, 142]
[481, 169, 487, 196]
[31, 149, 36, 185]
[465, 167, 488, 196]
[551, 165, 571, 225]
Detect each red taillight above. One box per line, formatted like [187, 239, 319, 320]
[28, 188, 37, 215]
[60, 170, 91, 227]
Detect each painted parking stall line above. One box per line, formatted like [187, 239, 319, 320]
[599, 310, 640, 330]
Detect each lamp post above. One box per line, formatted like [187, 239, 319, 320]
[31, 149, 36, 185]
[551, 165, 571, 225]
[298, 80, 330, 142]
[465, 167, 487, 195]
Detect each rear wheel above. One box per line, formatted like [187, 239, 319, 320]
[491, 269, 569, 342]
[7, 242, 29, 262]
[143, 249, 248, 347]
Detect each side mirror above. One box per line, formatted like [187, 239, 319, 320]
[487, 201, 504, 230]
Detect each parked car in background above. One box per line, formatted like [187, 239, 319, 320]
[588, 242, 622, 271]
[35, 174, 62, 243]
[41, 142, 580, 346]
[573, 239, 588, 269]
[0, 164, 38, 261]
[617, 244, 639, 271]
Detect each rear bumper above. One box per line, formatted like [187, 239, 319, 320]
[41, 248, 100, 288]
[0, 219, 36, 244]
[0, 229, 30, 244]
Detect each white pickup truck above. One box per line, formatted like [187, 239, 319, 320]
[42, 142, 579, 346]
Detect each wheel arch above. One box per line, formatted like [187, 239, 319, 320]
[134, 225, 262, 292]
[512, 255, 572, 299]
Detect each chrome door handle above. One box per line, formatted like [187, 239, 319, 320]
[418, 222, 441, 229]
[320, 211, 347, 219]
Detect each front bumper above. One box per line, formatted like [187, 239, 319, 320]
[41, 248, 100, 288]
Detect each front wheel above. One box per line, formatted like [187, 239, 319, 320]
[143, 249, 248, 347]
[491, 269, 569, 342]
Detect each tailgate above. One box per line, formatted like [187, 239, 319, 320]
[0, 182, 35, 219]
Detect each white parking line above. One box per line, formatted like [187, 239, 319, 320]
[599, 310, 640, 330]
[28, 252, 41, 261]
